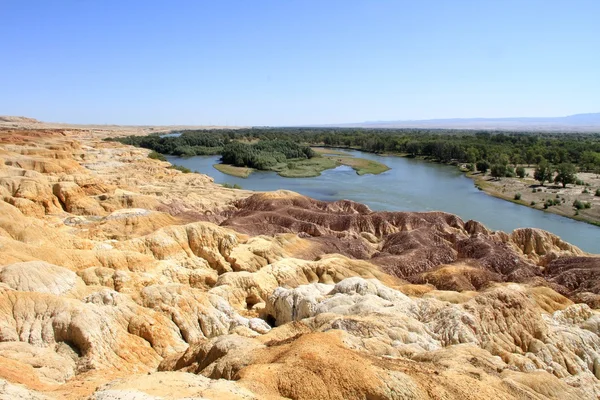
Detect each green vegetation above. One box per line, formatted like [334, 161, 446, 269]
[109, 128, 600, 171]
[220, 140, 316, 169]
[217, 140, 343, 177]
[333, 157, 390, 175]
[514, 192, 522, 200]
[213, 163, 253, 178]
[490, 164, 506, 179]
[596, 188, 600, 196]
[168, 165, 192, 173]
[534, 160, 553, 186]
[573, 200, 591, 210]
[173, 146, 223, 157]
[311, 147, 352, 156]
[111, 132, 226, 156]
[476, 160, 490, 174]
[554, 163, 577, 187]
[275, 157, 338, 177]
[222, 183, 243, 189]
[108, 128, 600, 183]
[544, 198, 561, 209]
[148, 150, 166, 161]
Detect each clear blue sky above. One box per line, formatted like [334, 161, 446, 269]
[1, 0, 599, 126]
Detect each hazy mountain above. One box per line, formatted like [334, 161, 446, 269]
[328, 113, 600, 131]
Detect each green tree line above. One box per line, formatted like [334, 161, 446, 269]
[107, 127, 600, 173]
[220, 140, 315, 169]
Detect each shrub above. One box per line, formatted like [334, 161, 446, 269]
[530, 201, 536, 206]
[596, 188, 600, 197]
[490, 164, 506, 179]
[537, 188, 542, 192]
[476, 160, 490, 174]
[532, 188, 537, 193]
[575, 179, 585, 186]
[168, 165, 191, 173]
[222, 183, 242, 189]
[514, 193, 522, 200]
[584, 202, 592, 209]
[543, 198, 560, 208]
[573, 200, 584, 210]
[516, 166, 526, 178]
[583, 188, 589, 194]
[148, 151, 166, 161]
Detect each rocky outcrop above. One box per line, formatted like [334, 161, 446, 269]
[263, 277, 600, 391]
[89, 371, 258, 400]
[0, 261, 87, 296]
[0, 127, 599, 399]
[222, 192, 592, 296]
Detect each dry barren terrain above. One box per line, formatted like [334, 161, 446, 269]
[1, 118, 600, 399]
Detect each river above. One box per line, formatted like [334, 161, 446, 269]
[166, 149, 600, 253]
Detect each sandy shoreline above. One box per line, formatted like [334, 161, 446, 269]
[466, 169, 600, 227]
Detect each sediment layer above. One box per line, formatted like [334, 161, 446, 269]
[1, 127, 599, 399]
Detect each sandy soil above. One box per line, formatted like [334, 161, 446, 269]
[469, 167, 600, 226]
[0, 115, 241, 137]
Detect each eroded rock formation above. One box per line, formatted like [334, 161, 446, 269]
[0, 126, 599, 399]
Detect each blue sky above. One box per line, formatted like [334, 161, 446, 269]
[1, 0, 599, 126]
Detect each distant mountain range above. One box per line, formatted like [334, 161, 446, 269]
[325, 113, 600, 132]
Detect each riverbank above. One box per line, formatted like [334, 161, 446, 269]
[468, 170, 600, 227]
[406, 153, 600, 227]
[313, 145, 600, 227]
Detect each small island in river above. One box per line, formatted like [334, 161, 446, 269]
[214, 147, 389, 178]
[112, 130, 391, 179]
